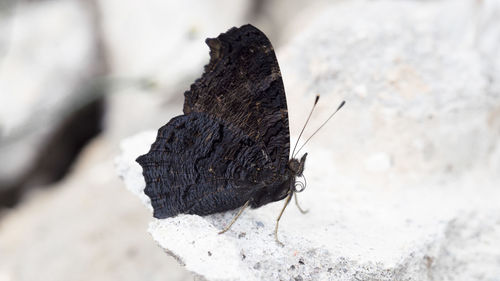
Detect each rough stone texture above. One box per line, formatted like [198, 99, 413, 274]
[0, 0, 101, 192]
[117, 0, 500, 280]
[118, 133, 500, 281]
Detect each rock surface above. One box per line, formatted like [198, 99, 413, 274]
[0, 0, 102, 195]
[118, 132, 500, 281]
[279, 0, 500, 187]
[0, 136, 192, 281]
[117, 0, 500, 280]
[97, 0, 252, 101]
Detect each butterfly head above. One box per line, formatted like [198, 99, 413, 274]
[288, 153, 307, 193]
[288, 153, 307, 176]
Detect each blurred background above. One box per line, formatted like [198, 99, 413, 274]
[0, 0, 499, 280]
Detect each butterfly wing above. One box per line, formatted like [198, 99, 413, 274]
[183, 24, 290, 174]
[137, 112, 275, 218]
[137, 25, 291, 218]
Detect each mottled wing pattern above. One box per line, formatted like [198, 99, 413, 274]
[137, 113, 273, 218]
[183, 24, 290, 174]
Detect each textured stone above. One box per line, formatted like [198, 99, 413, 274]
[118, 132, 500, 281]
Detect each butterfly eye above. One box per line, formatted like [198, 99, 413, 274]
[294, 179, 306, 193]
[293, 173, 307, 193]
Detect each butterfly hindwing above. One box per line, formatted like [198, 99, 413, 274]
[137, 112, 275, 218]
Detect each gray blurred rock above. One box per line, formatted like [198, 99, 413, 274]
[0, 0, 103, 197]
[117, 0, 500, 280]
[97, 0, 252, 102]
[0, 136, 192, 281]
[279, 0, 500, 187]
[476, 0, 500, 109]
[245, 0, 337, 47]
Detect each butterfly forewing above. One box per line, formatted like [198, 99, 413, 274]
[183, 24, 290, 169]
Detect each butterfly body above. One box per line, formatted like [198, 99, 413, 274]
[136, 25, 306, 232]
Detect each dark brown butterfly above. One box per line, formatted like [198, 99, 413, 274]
[137, 24, 344, 245]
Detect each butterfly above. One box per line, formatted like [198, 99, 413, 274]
[136, 24, 343, 245]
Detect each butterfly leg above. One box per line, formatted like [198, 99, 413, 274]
[218, 200, 251, 234]
[294, 193, 309, 214]
[274, 192, 293, 246]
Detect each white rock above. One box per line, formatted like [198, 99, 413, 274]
[0, 0, 98, 189]
[116, 130, 157, 210]
[0, 0, 94, 133]
[363, 152, 392, 173]
[97, 0, 251, 97]
[280, 0, 500, 187]
[118, 133, 500, 281]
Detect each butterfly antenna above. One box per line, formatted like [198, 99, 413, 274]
[291, 95, 320, 157]
[294, 100, 346, 157]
